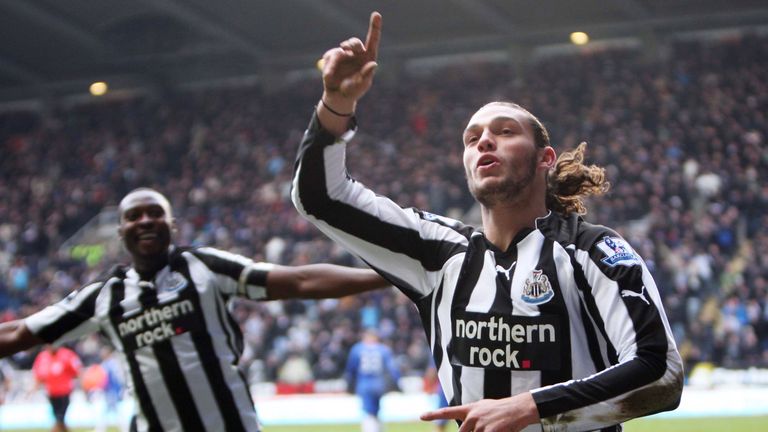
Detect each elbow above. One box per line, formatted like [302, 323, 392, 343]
[664, 352, 685, 411]
[656, 368, 684, 414]
[290, 184, 306, 215]
[640, 352, 685, 416]
[621, 346, 684, 417]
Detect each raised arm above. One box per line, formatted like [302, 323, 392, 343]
[317, 11, 381, 136]
[265, 264, 389, 300]
[0, 320, 44, 358]
[292, 11, 467, 301]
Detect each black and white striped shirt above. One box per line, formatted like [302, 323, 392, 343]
[25, 246, 273, 432]
[292, 112, 683, 432]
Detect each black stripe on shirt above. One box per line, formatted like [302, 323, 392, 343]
[184, 250, 246, 359]
[482, 238, 516, 400]
[614, 267, 669, 378]
[572, 255, 619, 366]
[173, 256, 248, 432]
[107, 278, 164, 432]
[579, 300, 607, 372]
[447, 233, 486, 405]
[536, 238, 572, 387]
[134, 271, 207, 432]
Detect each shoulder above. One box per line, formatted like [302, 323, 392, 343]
[182, 246, 246, 262]
[179, 246, 251, 269]
[573, 220, 622, 252]
[415, 209, 471, 230]
[559, 216, 643, 269]
[56, 264, 124, 306]
[179, 246, 272, 280]
[537, 211, 622, 251]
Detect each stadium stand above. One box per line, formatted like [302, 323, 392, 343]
[0, 31, 766, 400]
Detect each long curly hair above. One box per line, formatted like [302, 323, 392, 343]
[545, 142, 610, 215]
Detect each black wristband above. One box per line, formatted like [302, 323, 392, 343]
[320, 99, 354, 117]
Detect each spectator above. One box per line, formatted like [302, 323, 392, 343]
[346, 329, 401, 432]
[32, 345, 82, 432]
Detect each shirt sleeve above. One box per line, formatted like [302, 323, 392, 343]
[533, 230, 683, 431]
[188, 247, 275, 301]
[24, 281, 104, 345]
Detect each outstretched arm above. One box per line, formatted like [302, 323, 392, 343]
[317, 11, 381, 136]
[265, 264, 389, 300]
[0, 320, 44, 358]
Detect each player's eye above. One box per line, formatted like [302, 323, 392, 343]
[148, 208, 164, 218]
[464, 135, 478, 146]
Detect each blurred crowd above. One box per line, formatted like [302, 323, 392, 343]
[0, 31, 766, 396]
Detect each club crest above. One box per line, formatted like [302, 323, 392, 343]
[521, 270, 554, 305]
[159, 271, 188, 294]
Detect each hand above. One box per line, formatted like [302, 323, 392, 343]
[320, 11, 381, 111]
[420, 392, 540, 432]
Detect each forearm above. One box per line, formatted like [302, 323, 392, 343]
[532, 349, 683, 430]
[0, 320, 43, 358]
[294, 264, 388, 299]
[267, 264, 388, 300]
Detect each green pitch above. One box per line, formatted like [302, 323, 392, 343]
[261, 416, 767, 432]
[623, 415, 768, 432]
[5, 416, 767, 432]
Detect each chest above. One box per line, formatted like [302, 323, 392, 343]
[443, 236, 575, 316]
[104, 269, 217, 352]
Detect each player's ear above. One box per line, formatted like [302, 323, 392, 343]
[540, 146, 556, 169]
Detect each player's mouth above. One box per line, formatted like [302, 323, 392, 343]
[136, 232, 160, 245]
[477, 155, 500, 171]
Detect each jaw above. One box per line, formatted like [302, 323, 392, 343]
[125, 232, 171, 261]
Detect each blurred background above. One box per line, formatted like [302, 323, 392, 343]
[0, 0, 766, 430]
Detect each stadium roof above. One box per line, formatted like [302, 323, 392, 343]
[1, 0, 767, 104]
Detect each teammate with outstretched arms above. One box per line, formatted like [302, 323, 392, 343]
[292, 12, 683, 432]
[0, 188, 389, 432]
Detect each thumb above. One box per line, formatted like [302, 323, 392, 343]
[360, 61, 378, 81]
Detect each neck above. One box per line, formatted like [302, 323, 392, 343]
[133, 252, 169, 281]
[480, 195, 548, 250]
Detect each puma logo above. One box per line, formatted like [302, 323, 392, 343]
[621, 286, 650, 305]
[495, 263, 516, 281]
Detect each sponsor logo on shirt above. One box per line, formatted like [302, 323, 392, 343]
[117, 299, 197, 351]
[521, 270, 554, 305]
[450, 312, 561, 370]
[597, 236, 640, 267]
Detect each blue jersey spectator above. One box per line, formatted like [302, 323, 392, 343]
[345, 329, 401, 432]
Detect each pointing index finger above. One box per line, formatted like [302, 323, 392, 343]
[420, 406, 467, 421]
[364, 11, 382, 62]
